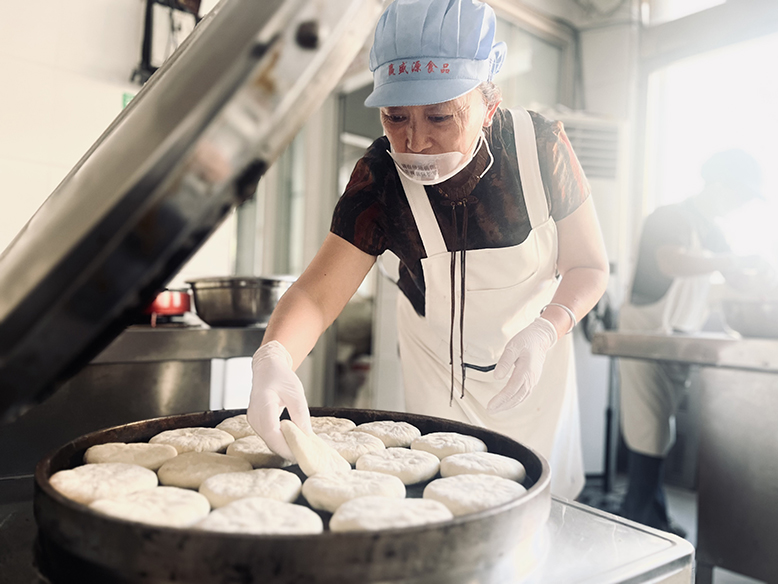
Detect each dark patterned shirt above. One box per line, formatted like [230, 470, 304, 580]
[331, 108, 591, 315]
[629, 197, 730, 305]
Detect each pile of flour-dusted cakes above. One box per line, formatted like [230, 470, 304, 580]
[49, 414, 528, 534]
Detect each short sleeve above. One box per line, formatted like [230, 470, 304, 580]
[533, 114, 591, 221]
[642, 206, 693, 249]
[629, 205, 694, 304]
[330, 155, 388, 257]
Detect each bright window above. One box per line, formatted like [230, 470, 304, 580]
[493, 18, 563, 109]
[645, 32, 778, 260]
[646, 0, 726, 26]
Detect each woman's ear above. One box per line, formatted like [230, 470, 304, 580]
[483, 98, 502, 128]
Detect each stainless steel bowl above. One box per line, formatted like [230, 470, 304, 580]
[721, 299, 778, 339]
[187, 276, 295, 327]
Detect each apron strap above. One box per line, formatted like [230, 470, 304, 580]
[510, 108, 549, 228]
[396, 168, 448, 257]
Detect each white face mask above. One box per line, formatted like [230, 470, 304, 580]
[388, 133, 491, 186]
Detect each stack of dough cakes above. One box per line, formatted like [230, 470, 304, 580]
[49, 413, 529, 534]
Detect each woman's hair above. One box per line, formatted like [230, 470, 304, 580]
[478, 82, 502, 110]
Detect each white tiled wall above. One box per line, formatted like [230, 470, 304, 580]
[0, 0, 234, 281]
[0, 1, 141, 253]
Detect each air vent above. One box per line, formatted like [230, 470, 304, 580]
[561, 122, 620, 179]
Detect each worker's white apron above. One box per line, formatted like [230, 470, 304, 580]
[395, 108, 584, 499]
[619, 230, 711, 456]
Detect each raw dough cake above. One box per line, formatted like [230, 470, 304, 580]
[423, 474, 526, 516]
[199, 468, 302, 508]
[89, 486, 210, 527]
[411, 432, 487, 459]
[50, 463, 158, 505]
[280, 419, 350, 476]
[83, 442, 177, 471]
[196, 497, 323, 535]
[157, 452, 252, 489]
[440, 451, 526, 482]
[149, 427, 235, 454]
[355, 447, 439, 485]
[310, 416, 357, 434]
[317, 431, 385, 465]
[226, 435, 292, 468]
[301, 470, 405, 513]
[329, 496, 453, 532]
[215, 414, 257, 439]
[353, 421, 421, 447]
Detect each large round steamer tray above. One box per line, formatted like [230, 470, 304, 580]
[34, 407, 551, 584]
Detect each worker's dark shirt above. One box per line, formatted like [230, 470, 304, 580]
[630, 198, 730, 305]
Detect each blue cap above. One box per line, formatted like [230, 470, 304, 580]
[364, 0, 507, 108]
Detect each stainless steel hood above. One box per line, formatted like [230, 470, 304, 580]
[0, 0, 383, 422]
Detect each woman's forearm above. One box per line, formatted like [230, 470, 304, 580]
[656, 245, 736, 278]
[548, 197, 610, 339]
[259, 233, 376, 369]
[544, 266, 609, 339]
[261, 285, 329, 370]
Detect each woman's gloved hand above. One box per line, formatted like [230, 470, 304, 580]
[488, 318, 558, 413]
[247, 340, 312, 460]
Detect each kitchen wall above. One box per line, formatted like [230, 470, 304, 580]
[574, 4, 641, 476]
[0, 0, 231, 287]
[0, 0, 140, 252]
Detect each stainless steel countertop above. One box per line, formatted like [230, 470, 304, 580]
[91, 324, 266, 364]
[591, 331, 778, 372]
[532, 498, 693, 583]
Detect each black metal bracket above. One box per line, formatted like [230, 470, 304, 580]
[131, 0, 202, 85]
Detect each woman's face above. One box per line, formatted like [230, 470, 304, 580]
[380, 88, 496, 155]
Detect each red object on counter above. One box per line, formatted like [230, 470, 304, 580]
[143, 290, 191, 326]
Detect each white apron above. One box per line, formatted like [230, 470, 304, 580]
[395, 108, 584, 499]
[619, 229, 710, 457]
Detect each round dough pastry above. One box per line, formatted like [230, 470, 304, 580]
[329, 496, 453, 532]
[440, 452, 526, 482]
[310, 416, 357, 434]
[157, 452, 252, 489]
[215, 415, 257, 439]
[411, 432, 487, 459]
[280, 419, 351, 476]
[423, 474, 527, 516]
[196, 497, 323, 535]
[89, 486, 210, 527]
[83, 442, 178, 471]
[50, 463, 158, 505]
[149, 427, 235, 454]
[317, 431, 385, 465]
[199, 469, 302, 508]
[226, 435, 292, 468]
[301, 470, 406, 513]
[355, 447, 440, 485]
[353, 421, 421, 447]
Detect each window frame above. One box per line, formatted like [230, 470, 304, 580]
[488, 0, 580, 108]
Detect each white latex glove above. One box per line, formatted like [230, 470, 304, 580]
[247, 340, 312, 460]
[487, 317, 558, 413]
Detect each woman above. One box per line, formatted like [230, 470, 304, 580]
[248, 0, 608, 499]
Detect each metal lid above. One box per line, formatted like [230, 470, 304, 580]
[0, 0, 382, 422]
